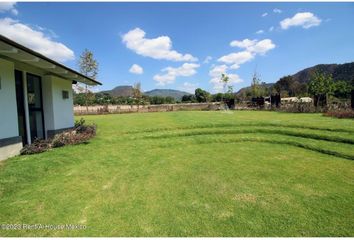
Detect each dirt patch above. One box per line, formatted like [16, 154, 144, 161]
[232, 193, 257, 203]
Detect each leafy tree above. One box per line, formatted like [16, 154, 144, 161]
[95, 92, 113, 105]
[220, 73, 230, 94]
[195, 88, 211, 102]
[132, 82, 143, 107]
[77, 49, 99, 110]
[212, 93, 224, 102]
[251, 71, 260, 97]
[73, 92, 86, 106]
[165, 96, 175, 104]
[220, 73, 235, 107]
[181, 94, 196, 103]
[308, 71, 334, 107]
[148, 96, 176, 105]
[333, 80, 352, 99]
[274, 75, 308, 97]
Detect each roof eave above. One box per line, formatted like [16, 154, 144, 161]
[0, 34, 102, 86]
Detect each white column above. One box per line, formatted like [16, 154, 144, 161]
[22, 71, 31, 145]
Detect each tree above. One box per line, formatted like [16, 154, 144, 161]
[308, 71, 334, 107]
[195, 88, 211, 103]
[73, 92, 86, 106]
[181, 94, 196, 103]
[165, 96, 175, 104]
[274, 76, 291, 95]
[148, 96, 175, 105]
[333, 80, 352, 99]
[132, 82, 142, 107]
[220, 74, 230, 106]
[212, 93, 224, 102]
[251, 71, 260, 97]
[77, 49, 99, 110]
[220, 73, 230, 94]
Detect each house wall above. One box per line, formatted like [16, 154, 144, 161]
[11, 61, 74, 137]
[43, 75, 74, 137]
[42, 75, 54, 136]
[0, 58, 19, 139]
[0, 57, 22, 160]
[0, 57, 75, 160]
[52, 76, 74, 130]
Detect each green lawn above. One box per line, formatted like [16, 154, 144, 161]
[0, 111, 353, 237]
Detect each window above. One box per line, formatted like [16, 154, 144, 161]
[62, 90, 69, 99]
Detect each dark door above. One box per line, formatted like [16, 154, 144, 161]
[26, 73, 45, 142]
[15, 70, 28, 145]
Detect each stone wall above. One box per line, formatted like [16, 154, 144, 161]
[74, 102, 222, 115]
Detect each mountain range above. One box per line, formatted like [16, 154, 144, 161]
[144, 89, 191, 100]
[100, 87, 191, 100]
[100, 62, 353, 99]
[236, 62, 354, 95]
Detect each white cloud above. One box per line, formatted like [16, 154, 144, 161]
[280, 12, 322, 30]
[209, 64, 228, 78]
[122, 27, 197, 62]
[269, 26, 274, 32]
[217, 38, 275, 78]
[218, 50, 254, 66]
[262, 12, 268, 17]
[153, 63, 200, 86]
[0, 18, 74, 62]
[208, 64, 243, 92]
[129, 64, 143, 74]
[0, 2, 18, 15]
[203, 56, 212, 64]
[219, 38, 275, 66]
[273, 8, 282, 14]
[256, 30, 264, 34]
[230, 64, 240, 70]
[230, 38, 257, 48]
[246, 39, 275, 55]
[180, 82, 198, 93]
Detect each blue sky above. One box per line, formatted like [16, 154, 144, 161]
[0, 2, 354, 93]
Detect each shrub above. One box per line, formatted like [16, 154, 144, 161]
[75, 118, 86, 128]
[20, 138, 52, 155]
[52, 125, 96, 148]
[324, 110, 354, 119]
[276, 102, 317, 113]
[74, 118, 96, 135]
[21, 118, 97, 155]
[52, 131, 76, 148]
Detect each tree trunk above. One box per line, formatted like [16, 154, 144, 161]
[85, 85, 88, 113]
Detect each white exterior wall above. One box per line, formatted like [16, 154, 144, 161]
[52, 76, 74, 130]
[0, 58, 19, 139]
[42, 75, 74, 133]
[42, 75, 55, 133]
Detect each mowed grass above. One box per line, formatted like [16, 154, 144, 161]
[0, 111, 353, 237]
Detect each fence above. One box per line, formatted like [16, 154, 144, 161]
[74, 102, 222, 115]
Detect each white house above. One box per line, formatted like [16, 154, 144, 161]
[0, 35, 101, 160]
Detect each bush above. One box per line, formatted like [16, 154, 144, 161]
[52, 126, 96, 148]
[21, 118, 97, 155]
[276, 102, 317, 113]
[324, 110, 354, 119]
[20, 138, 52, 155]
[74, 118, 96, 135]
[75, 118, 86, 128]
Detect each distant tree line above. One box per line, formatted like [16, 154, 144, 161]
[74, 63, 353, 108]
[73, 92, 177, 106]
[236, 70, 353, 107]
[73, 87, 237, 106]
